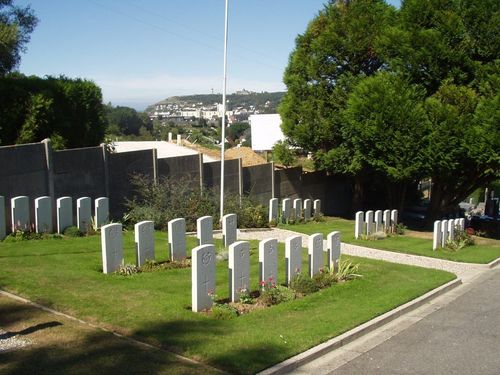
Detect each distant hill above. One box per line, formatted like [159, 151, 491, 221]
[147, 91, 286, 113]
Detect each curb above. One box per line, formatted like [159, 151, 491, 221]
[257, 277, 462, 375]
[488, 257, 500, 268]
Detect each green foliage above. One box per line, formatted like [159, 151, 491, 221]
[312, 268, 336, 289]
[446, 229, 475, 251]
[140, 259, 191, 272]
[0, 1, 38, 76]
[258, 281, 295, 307]
[238, 288, 253, 304]
[211, 304, 238, 320]
[272, 140, 297, 167]
[105, 103, 152, 136]
[125, 174, 269, 231]
[335, 260, 363, 282]
[116, 263, 141, 276]
[0, 74, 107, 147]
[289, 272, 319, 295]
[63, 226, 83, 238]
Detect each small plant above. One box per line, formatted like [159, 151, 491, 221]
[238, 288, 253, 304]
[335, 260, 362, 282]
[313, 213, 325, 222]
[366, 231, 387, 241]
[63, 226, 83, 237]
[394, 223, 407, 235]
[140, 259, 191, 272]
[211, 304, 238, 320]
[313, 267, 336, 289]
[116, 263, 141, 276]
[446, 228, 474, 251]
[289, 272, 319, 295]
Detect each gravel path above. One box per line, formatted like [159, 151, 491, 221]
[0, 329, 31, 353]
[236, 228, 488, 282]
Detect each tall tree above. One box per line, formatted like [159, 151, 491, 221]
[0, 0, 38, 76]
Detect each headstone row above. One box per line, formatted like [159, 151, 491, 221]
[354, 209, 398, 239]
[192, 230, 341, 312]
[273, 198, 321, 223]
[0, 195, 109, 239]
[432, 218, 465, 250]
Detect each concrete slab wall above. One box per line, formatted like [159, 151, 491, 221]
[274, 167, 302, 201]
[242, 163, 273, 205]
[157, 154, 201, 189]
[0, 142, 49, 229]
[108, 149, 155, 218]
[53, 146, 106, 199]
[203, 159, 240, 195]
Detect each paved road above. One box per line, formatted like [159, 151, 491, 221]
[295, 267, 500, 375]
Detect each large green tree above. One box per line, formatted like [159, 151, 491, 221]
[0, 0, 38, 76]
[280, 0, 499, 222]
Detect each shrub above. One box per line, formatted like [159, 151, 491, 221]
[446, 229, 475, 251]
[125, 174, 269, 231]
[116, 263, 141, 276]
[238, 288, 254, 304]
[211, 304, 238, 320]
[289, 272, 319, 295]
[259, 284, 295, 306]
[335, 260, 362, 282]
[313, 268, 336, 289]
[63, 226, 83, 237]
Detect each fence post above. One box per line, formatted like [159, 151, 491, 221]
[100, 143, 110, 198]
[271, 161, 275, 199]
[152, 148, 158, 185]
[199, 153, 204, 193]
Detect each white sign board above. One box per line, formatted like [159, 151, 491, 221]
[250, 114, 285, 151]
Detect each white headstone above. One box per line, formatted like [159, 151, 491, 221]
[282, 198, 291, 223]
[135, 220, 155, 267]
[391, 209, 398, 228]
[313, 199, 321, 218]
[76, 197, 92, 233]
[308, 233, 323, 277]
[0, 196, 5, 240]
[229, 241, 250, 302]
[432, 220, 442, 250]
[192, 244, 216, 312]
[447, 220, 455, 242]
[57, 197, 73, 234]
[196, 216, 213, 246]
[101, 223, 123, 274]
[285, 235, 302, 285]
[177, 134, 182, 145]
[293, 199, 302, 220]
[168, 218, 186, 261]
[327, 231, 341, 272]
[222, 213, 237, 247]
[374, 210, 383, 232]
[441, 220, 448, 247]
[11, 196, 29, 232]
[355, 211, 364, 239]
[35, 196, 52, 233]
[365, 210, 374, 235]
[454, 218, 461, 233]
[269, 198, 278, 223]
[95, 197, 109, 229]
[383, 209, 391, 231]
[168, 132, 172, 142]
[259, 238, 278, 285]
[303, 199, 312, 221]
[459, 218, 465, 231]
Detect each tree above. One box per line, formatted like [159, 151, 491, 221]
[272, 140, 297, 168]
[340, 72, 430, 211]
[105, 105, 152, 136]
[0, 0, 38, 76]
[279, 0, 396, 210]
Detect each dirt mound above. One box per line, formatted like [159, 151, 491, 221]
[225, 147, 267, 167]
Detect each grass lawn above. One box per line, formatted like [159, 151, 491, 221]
[280, 217, 500, 264]
[0, 232, 455, 374]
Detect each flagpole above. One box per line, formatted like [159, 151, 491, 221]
[220, 0, 229, 221]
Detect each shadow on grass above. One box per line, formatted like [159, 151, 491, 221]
[0, 321, 63, 339]
[133, 319, 287, 374]
[0, 250, 101, 259]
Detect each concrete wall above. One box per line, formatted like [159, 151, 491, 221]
[108, 149, 155, 218]
[203, 159, 241, 195]
[0, 142, 49, 228]
[53, 146, 106, 199]
[274, 167, 302, 200]
[158, 154, 201, 190]
[242, 163, 273, 205]
[302, 172, 352, 217]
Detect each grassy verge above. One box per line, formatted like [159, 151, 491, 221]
[0, 232, 455, 374]
[280, 217, 500, 264]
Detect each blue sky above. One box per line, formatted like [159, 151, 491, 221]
[18, 0, 400, 110]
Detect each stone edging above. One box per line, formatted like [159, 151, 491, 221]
[257, 278, 462, 375]
[488, 257, 500, 268]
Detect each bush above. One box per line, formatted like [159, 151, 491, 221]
[63, 226, 83, 237]
[289, 272, 319, 295]
[211, 304, 238, 320]
[313, 268, 336, 289]
[125, 174, 269, 230]
[446, 229, 475, 251]
[258, 284, 295, 306]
